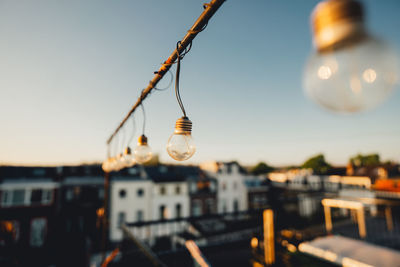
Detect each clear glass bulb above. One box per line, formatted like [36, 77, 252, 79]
[122, 147, 135, 168]
[108, 157, 117, 172]
[114, 153, 124, 171]
[304, 37, 398, 113]
[166, 133, 196, 161]
[102, 158, 112, 173]
[134, 135, 152, 164]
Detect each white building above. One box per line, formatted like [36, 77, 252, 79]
[200, 161, 248, 213]
[109, 166, 190, 242]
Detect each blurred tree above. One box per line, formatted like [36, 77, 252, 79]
[250, 162, 274, 175]
[350, 154, 380, 167]
[302, 154, 331, 174]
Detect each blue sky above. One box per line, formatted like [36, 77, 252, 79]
[0, 0, 399, 166]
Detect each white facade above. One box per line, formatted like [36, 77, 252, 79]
[110, 177, 153, 241]
[200, 161, 248, 213]
[109, 171, 190, 242]
[151, 182, 189, 220]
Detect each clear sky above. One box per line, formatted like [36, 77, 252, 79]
[0, 0, 399, 167]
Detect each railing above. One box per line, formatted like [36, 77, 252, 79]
[123, 210, 265, 251]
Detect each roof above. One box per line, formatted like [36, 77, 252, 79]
[141, 165, 212, 183]
[62, 176, 104, 186]
[299, 235, 400, 267]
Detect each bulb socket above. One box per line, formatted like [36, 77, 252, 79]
[174, 116, 192, 135]
[312, 0, 366, 52]
[138, 135, 148, 146]
[124, 147, 132, 155]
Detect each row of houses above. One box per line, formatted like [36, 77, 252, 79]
[109, 162, 267, 241]
[0, 161, 269, 263]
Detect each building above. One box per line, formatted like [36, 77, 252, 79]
[0, 166, 59, 266]
[109, 165, 191, 242]
[244, 175, 269, 210]
[200, 161, 248, 213]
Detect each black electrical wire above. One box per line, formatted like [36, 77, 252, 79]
[127, 116, 136, 146]
[141, 102, 146, 135]
[175, 41, 187, 117]
[153, 69, 174, 91]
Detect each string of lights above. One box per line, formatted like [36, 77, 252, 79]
[106, 0, 225, 146]
[102, 0, 225, 172]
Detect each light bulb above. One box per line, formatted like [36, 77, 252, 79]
[134, 135, 153, 164]
[122, 147, 135, 168]
[108, 157, 118, 172]
[303, 0, 398, 113]
[166, 117, 196, 161]
[115, 153, 124, 171]
[102, 158, 112, 173]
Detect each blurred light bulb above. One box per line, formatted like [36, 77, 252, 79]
[134, 135, 152, 164]
[115, 153, 124, 171]
[108, 157, 117, 172]
[102, 158, 112, 173]
[122, 147, 135, 168]
[166, 117, 196, 161]
[304, 0, 398, 113]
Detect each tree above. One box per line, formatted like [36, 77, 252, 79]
[301, 154, 331, 174]
[350, 154, 380, 167]
[250, 162, 274, 175]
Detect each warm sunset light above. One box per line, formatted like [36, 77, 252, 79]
[1, 0, 399, 267]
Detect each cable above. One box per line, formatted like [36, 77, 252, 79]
[120, 125, 126, 152]
[127, 116, 136, 146]
[153, 70, 174, 91]
[141, 102, 146, 135]
[175, 41, 187, 117]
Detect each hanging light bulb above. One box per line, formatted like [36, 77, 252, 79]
[167, 41, 196, 161]
[167, 116, 196, 161]
[122, 147, 136, 168]
[107, 157, 117, 172]
[303, 0, 398, 113]
[114, 153, 124, 171]
[102, 158, 112, 173]
[134, 135, 153, 164]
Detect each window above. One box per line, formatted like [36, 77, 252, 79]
[137, 188, 144, 197]
[1, 190, 12, 206]
[12, 190, 25, 206]
[210, 181, 216, 192]
[119, 189, 126, 198]
[66, 188, 74, 201]
[222, 199, 227, 213]
[192, 200, 202, 217]
[233, 182, 237, 190]
[205, 199, 214, 214]
[42, 189, 52, 204]
[159, 205, 167, 220]
[98, 188, 105, 199]
[175, 186, 181, 195]
[118, 212, 126, 227]
[221, 182, 226, 191]
[190, 182, 197, 193]
[31, 189, 42, 204]
[160, 186, 166, 195]
[137, 210, 144, 222]
[1, 221, 20, 241]
[233, 199, 239, 212]
[30, 218, 47, 247]
[175, 203, 182, 218]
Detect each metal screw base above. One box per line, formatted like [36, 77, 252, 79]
[312, 0, 365, 52]
[138, 135, 148, 145]
[174, 117, 192, 135]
